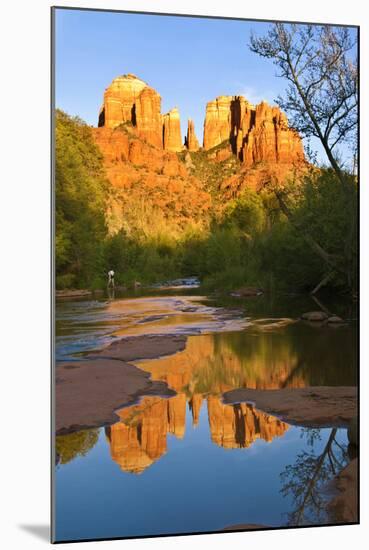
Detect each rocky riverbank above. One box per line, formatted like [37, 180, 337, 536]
[222, 386, 357, 428]
[56, 334, 186, 434]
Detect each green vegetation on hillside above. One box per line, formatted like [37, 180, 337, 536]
[55, 111, 357, 295]
[55, 110, 109, 289]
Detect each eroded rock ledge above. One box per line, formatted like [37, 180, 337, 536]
[56, 334, 187, 434]
[222, 386, 357, 428]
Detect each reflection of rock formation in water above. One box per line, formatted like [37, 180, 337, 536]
[207, 396, 289, 449]
[105, 395, 187, 474]
[105, 393, 289, 473]
[168, 394, 186, 439]
[105, 398, 168, 474]
[189, 394, 204, 426]
[136, 333, 305, 394]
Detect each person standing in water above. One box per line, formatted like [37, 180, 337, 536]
[107, 269, 115, 288]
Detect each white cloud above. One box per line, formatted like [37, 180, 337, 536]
[235, 83, 276, 106]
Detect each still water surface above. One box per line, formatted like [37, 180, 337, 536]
[55, 290, 356, 541]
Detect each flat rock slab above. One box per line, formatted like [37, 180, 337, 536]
[91, 334, 187, 362]
[55, 289, 92, 299]
[222, 386, 357, 428]
[56, 358, 175, 435]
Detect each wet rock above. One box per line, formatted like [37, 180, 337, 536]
[231, 286, 263, 297]
[55, 289, 92, 299]
[138, 315, 167, 324]
[301, 311, 328, 322]
[91, 333, 187, 362]
[56, 358, 176, 434]
[327, 315, 345, 324]
[223, 386, 357, 428]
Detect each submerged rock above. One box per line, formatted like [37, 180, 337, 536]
[301, 311, 328, 322]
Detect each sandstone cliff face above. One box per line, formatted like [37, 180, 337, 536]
[99, 74, 184, 151]
[98, 74, 147, 129]
[95, 75, 307, 233]
[162, 108, 182, 152]
[135, 86, 163, 148]
[203, 95, 304, 166]
[185, 119, 200, 151]
[203, 96, 238, 150]
[99, 74, 162, 148]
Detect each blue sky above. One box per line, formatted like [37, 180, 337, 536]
[55, 8, 356, 164]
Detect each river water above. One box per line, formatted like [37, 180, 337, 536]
[54, 288, 357, 541]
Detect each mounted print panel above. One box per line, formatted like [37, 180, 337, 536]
[52, 6, 359, 543]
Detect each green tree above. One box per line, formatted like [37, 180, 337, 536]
[55, 110, 108, 288]
[250, 24, 358, 293]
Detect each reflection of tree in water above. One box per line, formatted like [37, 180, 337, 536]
[222, 324, 356, 388]
[280, 428, 349, 526]
[56, 429, 99, 465]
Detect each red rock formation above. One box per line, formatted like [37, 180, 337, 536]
[185, 119, 200, 151]
[203, 96, 236, 150]
[99, 74, 184, 151]
[135, 86, 163, 148]
[92, 125, 211, 233]
[162, 108, 183, 152]
[241, 101, 304, 166]
[203, 95, 304, 166]
[94, 76, 307, 233]
[98, 74, 147, 129]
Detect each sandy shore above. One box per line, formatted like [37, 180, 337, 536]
[222, 386, 357, 428]
[56, 334, 187, 434]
